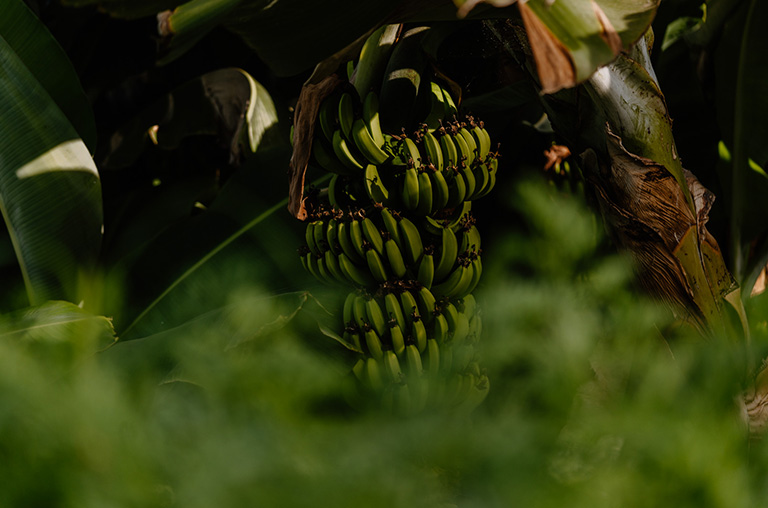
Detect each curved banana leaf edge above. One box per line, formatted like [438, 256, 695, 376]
[0, 28, 103, 307]
[102, 68, 279, 170]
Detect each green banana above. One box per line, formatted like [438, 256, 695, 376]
[364, 164, 390, 204]
[352, 118, 389, 165]
[385, 292, 407, 332]
[441, 84, 458, 119]
[343, 291, 357, 326]
[460, 293, 477, 318]
[415, 169, 433, 216]
[430, 166, 450, 211]
[451, 308, 470, 345]
[304, 252, 323, 284]
[315, 254, 334, 285]
[389, 322, 406, 357]
[439, 128, 458, 168]
[452, 344, 474, 373]
[327, 174, 341, 209]
[416, 285, 437, 324]
[397, 217, 424, 265]
[366, 247, 389, 283]
[313, 137, 354, 175]
[426, 338, 441, 375]
[459, 224, 481, 254]
[465, 255, 483, 294]
[380, 207, 402, 249]
[458, 161, 477, 200]
[362, 90, 387, 147]
[353, 24, 399, 98]
[401, 164, 420, 211]
[422, 127, 444, 170]
[458, 125, 478, 165]
[471, 121, 491, 161]
[431, 262, 471, 299]
[338, 92, 356, 141]
[364, 325, 384, 361]
[393, 383, 413, 415]
[383, 349, 404, 383]
[417, 250, 435, 289]
[343, 329, 363, 352]
[365, 296, 388, 337]
[332, 129, 365, 172]
[434, 226, 458, 282]
[384, 237, 407, 279]
[352, 357, 366, 383]
[403, 136, 422, 169]
[305, 220, 321, 256]
[411, 317, 427, 352]
[474, 157, 498, 199]
[338, 252, 373, 286]
[433, 312, 449, 344]
[455, 374, 490, 413]
[365, 357, 385, 391]
[313, 219, 327, 254]
[471, 159, 490, 201]
[324, 249, 345, 283]
[445, 167, 467, 208]
[349, 218, 367, 260]
[353, 293, 369, 329]
[361, 217, 385, 256]
[337, 220, 363, 264]
[405, 343, 424, 378]
[399, 289, 420, 326]
[325, 217, 341, 255]
[452, 128, 471, 167]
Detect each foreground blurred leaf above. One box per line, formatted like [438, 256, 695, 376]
[0, 33, 103, 306]
[0, 300, 116, 359]
[1, 0, 96, 151]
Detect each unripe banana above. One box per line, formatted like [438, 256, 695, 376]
[399, 289, 420, 326]
[415, 169, 433, 216]
[422, 127, 444, 170]
[416, 285, 437, 324]
[366, 246, 389, 283]
[337, 220, 363, 264]
[426, 338, 441, 375]
[362, 90, 387, 147]
[389, 322, 406, 357]
[401, 164, 420, 211]
[430, 167, 450, 212]
[397, 217, 424, 265]
[332, 129, 365, 172]
[446, 167, 467, 208]
[439, 129, 458, 168]
[364, 325, 384, 361]
[411, 317, 427, 352]
[365, 296, 388, 337]
[417, 250, 435, 289]
[352, 118, 389, 165]
[383, 349, 404, 383]
[385, 292, 407, 332]
[405, 343, 423, 378]
[364, 164, 390, 204]
[365, 357, 385, 391]
[380, 207, 402, 249]
[361, 217, 385, 256]
[384, 238, 407, 279]
[458, 125, 478, 166]
[434, 226, 458, 282]
[343, 291, 357, 325]
[324, 249, 345, 284]
[353, 293, 369, 329]
[433, 312, 450, 344]
[349, 218, 367, 260]
[338, 252, 373, 286]
[338, 92, 356, 141]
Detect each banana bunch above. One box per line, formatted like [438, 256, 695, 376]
[309, 85, 500, 215]
[342, 285, 488, 414]
[295, 24, 502, 415]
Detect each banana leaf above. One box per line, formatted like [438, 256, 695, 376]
[0, 27, 103, 306]
[1, 0, 96, 151]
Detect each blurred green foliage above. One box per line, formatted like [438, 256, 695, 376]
[0, 180, 764, 507]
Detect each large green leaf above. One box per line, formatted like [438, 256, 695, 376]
[0, 35, 103, 306]
[1, 0, 96, 152]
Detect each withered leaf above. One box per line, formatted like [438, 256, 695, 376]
[288, 74, 344, 220]
[518, 1, 576, 94]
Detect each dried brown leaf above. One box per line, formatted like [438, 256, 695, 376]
[518, 1, 576, 94]
[591, 0, 622, 55]
[287, 74, 344, 220]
